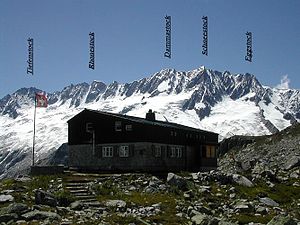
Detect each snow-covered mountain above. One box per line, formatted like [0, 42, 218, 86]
[1, 66, 299, 178]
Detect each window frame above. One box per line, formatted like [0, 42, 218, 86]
[125, 124, 132, 131]
[170, 146, 176, 158]
[115, 121, 122, 131]
[154, 146, 162, 157]
[203, 145, 216, 158]
[176, 147, 182, 158]
[102, 146, 114, 157]
[119, 145, 129, 157]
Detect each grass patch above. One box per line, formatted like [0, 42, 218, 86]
[235, 182, 269, 199]
[105, 214, 137, 225]
[268, 182, 300, 205]
[0, 179, 15, 190]
[93, 180, 124, 201]
[235, 180, 300, 205]
[27, 175, 61, 191]
[234, 213, 275, 224]
[54, 189, 75, 206]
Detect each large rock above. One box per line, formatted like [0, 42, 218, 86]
[234, 204, 254, 213]
[70, 201, 84, 210]
[267, 215, 297, 225]
[105, 200, 126, 208]
[21, 210, 61, 221]
[167, 173, 187, 190]
[191, 213, 219, 225]
[232, 174, 253, 187]
[0, 203, 29, 215]
[284, 157, 300, 170]
[0, 213, 18, 223]
[0, 194, 14, 203]
[35, 189, 57, 207]
[259, 197, 279, 207]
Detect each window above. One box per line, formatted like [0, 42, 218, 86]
[102, 146, 113, 157]
[176, 147, 182, 158]
[125, 124, 132, 131]
[170, 147, 176, 158]
[115, 121, 122, 131]
[170, 146, 182, 158]
[119, 145, 129, 157]
[203, 145, 216, 158]
[86, 122, 94, 133]
[154, 146, 161, 157]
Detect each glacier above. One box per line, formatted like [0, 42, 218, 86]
[0, 66, 299, 178]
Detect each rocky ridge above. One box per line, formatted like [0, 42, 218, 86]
[1, 67, 300, 179]
[218, 122, 300, 177]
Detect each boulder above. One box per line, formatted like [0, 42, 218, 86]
[191, 213, 219, 225]
[22, 210, 61, 221]
[1, 203, 29, 215]
[0, 194, 14, 203]
[256, 206, 268, 215]
[70, 201, 84, 210]
[259, 197, 279, 207]
[241, 161, 252, 171]
[234, 204, 254, 213]
[35, 189, 57, 207]
[167, 173, 187, 190]
[289, 169, 299, 179]
[232, 174, 253, 187]
[191, 214, 209, 225]
[267, 215, 297, 225]
[284, 157, 300, 170]
[105, 200, 126, 208]
[0, 213, 18, 223]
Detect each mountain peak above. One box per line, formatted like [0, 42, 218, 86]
[1, 67, 300, 179]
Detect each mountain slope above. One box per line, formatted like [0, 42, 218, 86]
[0, 66, 299, 178]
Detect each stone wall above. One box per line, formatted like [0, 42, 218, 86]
[30, 165, 65, 175]
[69, 142, 198, 172]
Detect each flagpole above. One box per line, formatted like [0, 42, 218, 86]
[32, 93, 37, 166]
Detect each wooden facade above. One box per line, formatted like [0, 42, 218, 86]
[68, 109, 218, 172]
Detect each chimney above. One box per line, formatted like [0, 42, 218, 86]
[146, 109, 155, 121]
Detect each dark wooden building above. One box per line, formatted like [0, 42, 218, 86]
[68, 109, 218, 172]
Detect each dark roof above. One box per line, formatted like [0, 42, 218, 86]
[69, 108, 218, 135]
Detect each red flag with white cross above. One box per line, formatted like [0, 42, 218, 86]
[35, 93, 48, 107]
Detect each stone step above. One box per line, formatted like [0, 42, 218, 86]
[65, 184, 88, 189]
[65, 183, 90, 187]
[80, 198, 98, 203]
[83, 201, 102, 207]
[75, 195, 96, 200]
[66, 187, 88, 191]
[72, 192, 91, 197]
[69, 189, 89, 194]
[66, 180, 92, 184]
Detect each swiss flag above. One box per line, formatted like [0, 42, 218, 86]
[36, 93, 48, 107]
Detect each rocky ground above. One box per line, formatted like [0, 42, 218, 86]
[0, 124, 300, 225]
[0, 169, 299, 225]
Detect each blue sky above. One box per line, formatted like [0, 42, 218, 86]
[0, 0, 299, 98]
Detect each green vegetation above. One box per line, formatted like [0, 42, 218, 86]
[54, 189, 75, 206]
[235, 180, 300, 205]
[233, 213, 275, 224]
